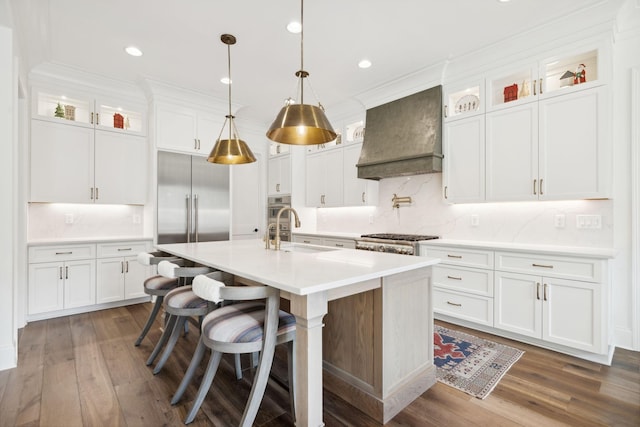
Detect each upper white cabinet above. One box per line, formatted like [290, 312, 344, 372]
[156, 103, 222, 155]
[342, 143, 378, 206]
[444, 44, 610, 203]
[268, 154, 292, 196]
[30, 87, 148, 204]
[306, 148, 343, 207]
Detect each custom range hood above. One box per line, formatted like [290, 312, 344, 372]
[357, 85, 443, 180]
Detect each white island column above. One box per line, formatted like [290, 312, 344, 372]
[289, 291, 328, 427]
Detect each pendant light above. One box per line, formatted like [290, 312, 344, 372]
[208, 34, 257, 165]
[266, 0, 337, 145]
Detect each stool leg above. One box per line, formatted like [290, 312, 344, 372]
[287, 340, 296, 422]
[185, 350, 223, 425]
[146, 314, 176, 366]
[234, 354, 243, 380]
[134, 296, 164, 347]
[171, 337, 207, 405]
[240, 342, 278, 426]
[153, 315, 187, 375]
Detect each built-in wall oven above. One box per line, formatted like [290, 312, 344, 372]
[267, 195, 291, 242]
[355, 233, 439, 255]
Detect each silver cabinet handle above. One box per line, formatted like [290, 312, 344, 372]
[533, 179, 537, 195]
[125, 261, 129, 273]
[117, 248, 132, 251]
[95, 187, 99, 200]
[186, 194, 191, 243]
[447, 275, 462, 280]
[194, 194, 199, 243]
[276, 145, 281, 154]
[533, 79, 537, 96]
[543, 283, 548, 301]
[444, 186, 448, 199]
[539, 179, 544, 195]
[447, 254, 462, 259]
[539, 79, 543, 95]
[532, 263, 553, 269]
[65, 266, 69, 279]
[91, 112, 94, 124]
[197, 139, 201, 150]
[362, 192, 366, 203]
[194, 138, 198, 150]
[276, 183, 280, 192]
[90, 187, 94, 200]
[444, 105, 448, 118]
[446, 301, 462, 307]
[536, 282, 541, 300]
[59, 266, 63, 280]
[335, 243, 344, 247]
[121, 261, 124, 274]
[96, 113, 100, 125]
[303, 240, 311, 243]
[56, 251, 72, 255]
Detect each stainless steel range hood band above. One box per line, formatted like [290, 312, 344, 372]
[357, 154, 443, 180]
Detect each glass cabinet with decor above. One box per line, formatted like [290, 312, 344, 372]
[443, 80, 484, 122]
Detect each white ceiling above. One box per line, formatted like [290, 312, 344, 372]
[10, 0, 612, 123]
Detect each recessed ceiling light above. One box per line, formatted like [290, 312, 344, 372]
[497, 0, 511, 3]
[286, 21, 302, 33]
[358, 59, 372, 69]
[220, 77, 232, 85]
[124, 46, 143, 57]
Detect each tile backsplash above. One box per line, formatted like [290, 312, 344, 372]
[316, 174, 613, 248]
[28, 203, 146, 241]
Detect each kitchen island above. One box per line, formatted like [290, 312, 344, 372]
[156, 240, 439, 426]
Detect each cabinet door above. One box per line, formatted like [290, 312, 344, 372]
[30, 120, 94, 203]
[494, 271, 542, 339]
[64, 260, 96, 309]
[124, 256, 150, 300]
[343, 143, 378, 206]
[196, 112, 222, 155]
[28, 262, 64, 314]
[232, 153, 263, 239]
[486, 103, 539, 201]
[543, 277, 603, 353]
[96, 258, 125, 303]
[94, 131, 147, 204]
[324, 149, 344, 207]
[306, 153, 324, 206]
[539, 86, 607, 199]
[156, 105, 199, 154]
[443, 116, 485, 202]
[268, 155, 291, 195]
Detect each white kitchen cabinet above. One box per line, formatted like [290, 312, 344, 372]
[96, 242, 151, 304]
[442, 115, 485, 203]
[156, 104, 221, 155]
[486, 86, 608, 201]
[28, 244, 97, 315]
[268, 154, 291, 195]
[443, 79, 484, 122]
[342, 143, 378, 206]
[293, 234, 355, 249]
[232, 153, 264, 239]
[306, 149, 343, 207]
[30, 120, 147, 204]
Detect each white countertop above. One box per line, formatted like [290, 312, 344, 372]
[157, 240, 439, 296]
[28, 236, 153, 246]
[419, 239, 616, 258]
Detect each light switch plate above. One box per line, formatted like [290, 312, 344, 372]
[576, 214, 602, 229]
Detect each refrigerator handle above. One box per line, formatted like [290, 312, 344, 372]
[186, 194, 191, 243]
[194, 194, 199, 243]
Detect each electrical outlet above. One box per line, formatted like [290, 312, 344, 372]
[369, 214, 374, 224]
[64, 213, 74, 224]
[470, 214, 479, 227]
[554, 214, 565, 228]
[576, 214, 602, 229]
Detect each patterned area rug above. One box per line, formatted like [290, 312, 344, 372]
[434, 325, 524, 399]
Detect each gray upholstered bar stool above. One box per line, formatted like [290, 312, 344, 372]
[172, 273, 296, 426]
[134, 251, 181, 347]
[146, 260, 216, 374]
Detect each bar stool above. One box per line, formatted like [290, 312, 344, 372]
[171, 273, 296, 426]
[146, 260, 216, 374]
[134, 251, 181, 347]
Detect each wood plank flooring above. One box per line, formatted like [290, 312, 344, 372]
[0, 303, 638, 426]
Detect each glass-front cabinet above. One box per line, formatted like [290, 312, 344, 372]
[486, 47, 602, 112]
[443, 80, 483, 122]
[32, 87, 146, 135]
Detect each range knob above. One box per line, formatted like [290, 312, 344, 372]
[377, 245, 386, 252]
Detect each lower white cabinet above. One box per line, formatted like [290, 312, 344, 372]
[421, 243, 611, 363]
[28, 240, 151, 320]
[96, 242, 151, 303]
[293, 234, 356, 249]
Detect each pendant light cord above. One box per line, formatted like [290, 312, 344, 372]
[227, 41, 233, 141]
[300, 0, 304, 103]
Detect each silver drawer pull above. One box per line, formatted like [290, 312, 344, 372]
[335, 244, 344, 247]
[117, 248, 133, 251]
[303, 240, 311, 243]
[447, 254, 462, 259]
[446, 301, 462, 307]
[532, 263, 554, 269]
[55, 251, 73, 255]
[447, 275, 462, 280]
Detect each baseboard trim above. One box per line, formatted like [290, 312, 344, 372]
[0, 343, 17, 371]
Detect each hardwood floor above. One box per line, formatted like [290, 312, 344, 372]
[0, 303, 638, 426]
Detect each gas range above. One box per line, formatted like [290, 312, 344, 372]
[355, 233, 439, 255]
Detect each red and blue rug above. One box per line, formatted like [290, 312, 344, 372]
[434, 325, 524, 399]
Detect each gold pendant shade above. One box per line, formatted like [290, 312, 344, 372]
[266, 103, 336, 145]
[208, 34, 257, 165]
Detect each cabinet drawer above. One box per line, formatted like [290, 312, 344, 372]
[495, 252, 601, 282]
[29, 244, 96, 263]
[433, 265, 494, 296]
[97, 241, 150, 258]
[421, 246, 494, 269]
[324, 238, 355, 249]
[293, 236, 323, 246]
[433, 288, 494, 326]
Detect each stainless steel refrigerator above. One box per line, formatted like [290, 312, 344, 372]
[157, 151, 230, 244]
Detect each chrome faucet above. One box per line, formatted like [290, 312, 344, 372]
[275, 207, 301, 250]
